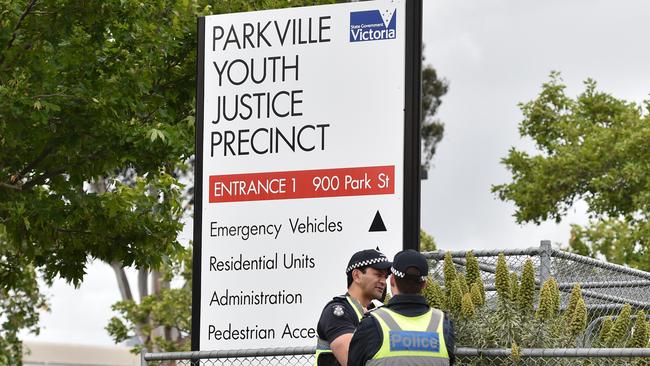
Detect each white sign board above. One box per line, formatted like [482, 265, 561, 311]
[194, 0, 420, 351]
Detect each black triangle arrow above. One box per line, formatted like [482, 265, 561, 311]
[369, 210, 387, 232]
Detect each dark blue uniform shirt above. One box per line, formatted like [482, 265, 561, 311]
[316, 294, 361, 366]
[347, 294, 455, 366]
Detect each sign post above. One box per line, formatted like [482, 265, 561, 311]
[193, 0, 422, 351]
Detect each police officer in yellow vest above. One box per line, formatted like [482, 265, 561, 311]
[348, 249, 455, 366]
[315, 249, 392, 366]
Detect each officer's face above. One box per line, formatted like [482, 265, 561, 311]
[358, 267, 389, 300]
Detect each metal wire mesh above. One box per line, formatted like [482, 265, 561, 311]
[423, 242, 650, 346]
[143, 348, 650, 366]
[144, 245, 650, 365]
[143, 347, 316, 366]
[143, 354, 313, 366]
[454, 355, 650, 366]
[455, 348, 650, 366]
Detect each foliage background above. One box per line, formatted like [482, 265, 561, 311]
[1, 0, 448, 362]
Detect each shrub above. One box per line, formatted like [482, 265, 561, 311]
[465, 251, 480, 286]
[597, 316, 613, 345]
[461, 293, 475, 319]
[569, 297, 587, 336]
[471, 282, 484, 307]
[627, 310, 648, 348]
[518, 259, 535, 313]
[606, 304, 632, 347]
[422, 277, 445, 310]
[495, 253, 511, 301]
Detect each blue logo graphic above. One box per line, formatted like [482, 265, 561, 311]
[389, 331, 440, 352]
[349, 9, 396, 42]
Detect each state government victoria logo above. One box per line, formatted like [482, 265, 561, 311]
[349, 8, 397, 42]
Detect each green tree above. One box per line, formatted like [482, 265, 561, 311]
[0, 229, 46, 365]
[95, 0, 343, 354]
[1, 0, 207, 361]
[1, 1, 451, 360]
[420, 229, 437, 252]
[107, 248, 192, 353]
[492, 72, 650, 270]
[421, 59, 449, 171]
[569, 219, 649, 270]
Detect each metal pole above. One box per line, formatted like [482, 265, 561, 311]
[140, 348, 148, 366]
[402, 0, 424, 252]
[539, 240, 552, 284]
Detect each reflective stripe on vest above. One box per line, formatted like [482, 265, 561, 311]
[314, 296, 365, 365]
[366, 307, 449, 366]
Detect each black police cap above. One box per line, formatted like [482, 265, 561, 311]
[391, 249, 429, 281]
[346, 248, 392, 274]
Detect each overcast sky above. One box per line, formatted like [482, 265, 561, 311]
[22, 0, 650, 346]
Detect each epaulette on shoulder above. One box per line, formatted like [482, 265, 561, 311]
[324, 295, 347, 306]
[367, 304, 385, 313]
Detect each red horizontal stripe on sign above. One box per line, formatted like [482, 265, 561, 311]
[209, 165, 395, 203]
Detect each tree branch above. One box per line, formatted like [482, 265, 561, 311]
[55, 228, 94, 235]
[0, 182, 21, 191]
[110, 261, 133, 302]
[0, 0, 39, 67]
[12, 144, 55, 185]
[21, 168, 65, 190]
[32, 93, 81, 100]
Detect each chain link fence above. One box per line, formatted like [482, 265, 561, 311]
[455, 347, 650, 365]
[424, 241, 650, 346]
[142, 346, 650, 365]
[145, 244, 650, 365]
[425, 241, 650, 313]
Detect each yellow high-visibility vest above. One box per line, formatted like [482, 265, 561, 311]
[315, 296, 364, 365]
[367, 307, 449, 366]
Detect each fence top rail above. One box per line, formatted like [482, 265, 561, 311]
[144, 347, 650, 361]
[423, 247, 539, 259]
[551, 249, 650, 280]
[423, 246, 650, 281]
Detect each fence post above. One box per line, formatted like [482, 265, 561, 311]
[140, 348, 148, 366]
[539, 240, 552, 284]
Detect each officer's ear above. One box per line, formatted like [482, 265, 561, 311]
[351, 268, 364, 284]
[418, 280, 427, 292]
[389, 275, 398, 295]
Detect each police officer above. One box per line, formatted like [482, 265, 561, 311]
[348, 249, 455, 366]
[315, 249, 392, 366]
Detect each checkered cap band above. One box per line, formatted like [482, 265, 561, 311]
[346, 256, 389, 274]
[391, 267, 427, 281]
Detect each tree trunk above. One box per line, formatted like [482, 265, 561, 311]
[110, 261, 133, 302]
[138, 268, 149, 299]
